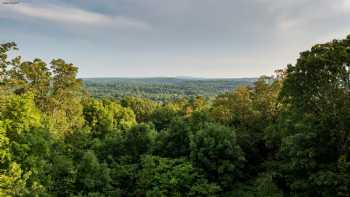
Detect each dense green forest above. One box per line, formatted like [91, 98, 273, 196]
[83, 77, 256, 102]
[0, 35, 350, 196]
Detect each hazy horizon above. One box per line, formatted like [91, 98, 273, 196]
[81, 76, 259, 79]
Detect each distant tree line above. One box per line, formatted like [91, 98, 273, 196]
[0, 35, 349, 196]
[83, 77, 256, 102]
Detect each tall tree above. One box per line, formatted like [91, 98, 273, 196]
[274, 35, 350, 196]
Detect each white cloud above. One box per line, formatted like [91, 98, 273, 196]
[0, 3, 151, 30]
[334, 0, 350, 13]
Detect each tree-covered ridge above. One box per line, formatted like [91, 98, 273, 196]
[83, 77, 256, 102]
[0, 35, 349, 196]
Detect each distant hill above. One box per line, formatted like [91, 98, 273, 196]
[83, 77, 257, 102]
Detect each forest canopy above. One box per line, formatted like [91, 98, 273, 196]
[83, 77, 256, 102]
[0, 35, 350, 196]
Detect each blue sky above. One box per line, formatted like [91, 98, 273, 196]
[1, 0, 350, 78]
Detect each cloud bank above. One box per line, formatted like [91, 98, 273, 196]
[0, 3, 151, 30]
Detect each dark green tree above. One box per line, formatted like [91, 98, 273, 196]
[136, 155, 220, 196]
[154, 117, 192, 158]
[189, 123, 245, 190]
[274, 35, 350, 196]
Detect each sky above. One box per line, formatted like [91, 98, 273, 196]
[0, 0, 350, 78]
